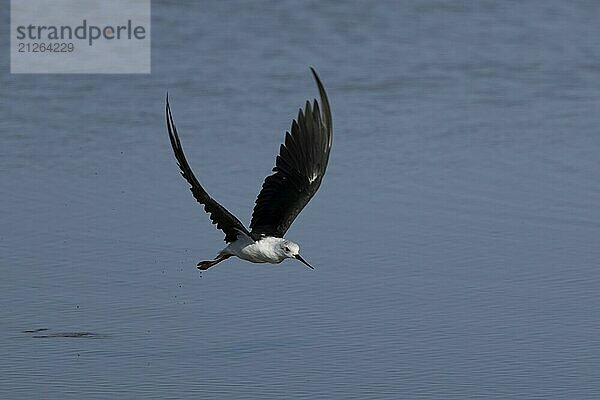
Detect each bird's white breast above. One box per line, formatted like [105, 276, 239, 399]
[225, 236, 286, 264]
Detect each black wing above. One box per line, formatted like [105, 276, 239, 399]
[166, 96, 253, 243]
[250, 68, 333, 238]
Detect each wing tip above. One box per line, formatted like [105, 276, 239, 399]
[165, 93, 178, 147]
[308, 67, 332, 136]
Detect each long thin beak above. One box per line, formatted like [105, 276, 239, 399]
[295, 254, 314, 270]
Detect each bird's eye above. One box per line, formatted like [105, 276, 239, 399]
[284, 246, 290, 252]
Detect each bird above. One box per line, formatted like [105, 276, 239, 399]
[166, 68, 332, 271]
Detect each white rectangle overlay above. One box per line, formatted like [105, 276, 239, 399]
[11, 0, 150, 74]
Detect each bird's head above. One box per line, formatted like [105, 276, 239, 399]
[279, 240, 314, 270]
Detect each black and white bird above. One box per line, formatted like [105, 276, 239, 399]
[166, 68, 332, 270]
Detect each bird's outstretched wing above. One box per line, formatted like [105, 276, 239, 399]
[250, 68, 333, 238]
[166, 97, 253, 243]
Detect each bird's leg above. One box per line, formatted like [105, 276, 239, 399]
[197, 254, 231, 270]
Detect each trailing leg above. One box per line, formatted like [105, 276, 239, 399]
[197, 254, 231, 270]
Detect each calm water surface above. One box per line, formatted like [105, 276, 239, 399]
[2, 1, 600, 398]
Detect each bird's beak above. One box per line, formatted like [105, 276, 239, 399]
[295, 254, 314, 270]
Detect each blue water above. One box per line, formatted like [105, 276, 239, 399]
[2, 1, 600, 398]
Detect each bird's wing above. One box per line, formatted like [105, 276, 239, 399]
[250, 68, 333, 238]
[166, 97, 253, 243]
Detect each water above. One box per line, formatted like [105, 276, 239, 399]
[2, 1, 600, 398]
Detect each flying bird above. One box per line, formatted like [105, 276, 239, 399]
[166, 68, 332, 270]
